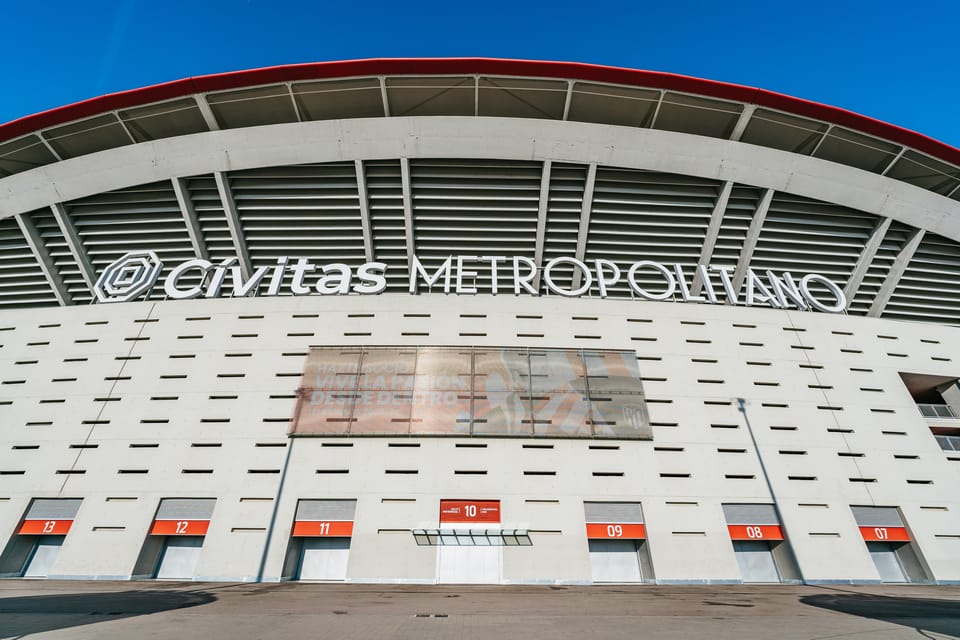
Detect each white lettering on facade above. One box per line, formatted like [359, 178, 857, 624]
[102, 251, 850, 313]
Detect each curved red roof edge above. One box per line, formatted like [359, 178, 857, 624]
[2, 57, 958, 167]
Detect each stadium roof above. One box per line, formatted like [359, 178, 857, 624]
[1, 58, 958, 201]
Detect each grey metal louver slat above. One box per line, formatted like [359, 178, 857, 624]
[711, 186, 761, 269]
[27, 207, 92, 304]
[366, 160, 407, 291]
[749, 193, 876, 291]
[187, 175, 235, 264]
[0, 215, 59, 306]
[583, 502, 644, 523]
[295, 499, 357, 521]
[849, 220, 914, 315]
[228, 163, 365, 295]
[155, 498, 216, 520]
[410, 159, 541, 292]
[722, 503, 780, 525]
[586, 168, 719, 297]
[541, 163, 587, 292]
[883, 231, 960, 325]
[62, 181, 199, 295]
[851, 506, 904, 528]
[25, 498, 83, 520]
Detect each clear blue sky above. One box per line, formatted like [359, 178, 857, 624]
[4, 0, 959, 147]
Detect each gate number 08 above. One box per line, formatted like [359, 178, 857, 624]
[745, 526, 764, 539]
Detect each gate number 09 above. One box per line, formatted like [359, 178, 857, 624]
[606, 524, 623, 537]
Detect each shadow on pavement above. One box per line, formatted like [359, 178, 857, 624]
[0, 588, 216, 638]
[801, 592, 960, 638]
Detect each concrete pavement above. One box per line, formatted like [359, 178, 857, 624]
[1, 581, 959, 639]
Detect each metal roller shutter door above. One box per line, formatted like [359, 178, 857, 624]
[24, 499, 82, 520]
[22, 536, 66, 578]
[299, 538, 351, 581]
[155, 537, 204, 580]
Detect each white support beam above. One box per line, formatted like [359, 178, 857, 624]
[533, 160, 553, 290]
[213, 171, 252, 279]
[400, 157, 415, 271]
[172, 178, 208, 259]
[355, 160, 375, 262]
[561, 81, 574, 121]
[731, 188, 774, 293]
[379, 77, 390, 117]
[36, 133, 63, 161]
[474, 75, 480, 117]
[949, 181, 960, 200]
[868, 228, 925, 317]
[16, 212, 71, 306]
[880, 146, 907, 176]
[729, 104, 757, 142]
[50, 202, 96, 292]
[691, 181, 733, 294]
[808, 124, 833, 157]
[571, 163, 598, 290]
[195, 95, 220, 131]
[286, 83, 303, 122]
[112, 111, 137, 144]
[843, 216, 892, 302]
[648, 91, 665, 128]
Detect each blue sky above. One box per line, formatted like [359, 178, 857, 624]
[4, 0, 959, 147]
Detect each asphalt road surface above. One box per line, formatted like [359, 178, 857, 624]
[1, 581, 959, 639]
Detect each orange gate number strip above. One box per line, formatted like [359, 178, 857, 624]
[150, 519, 210, 536]
[292, 520, 354, 537]
[727, 525, 784, 540]
[18, 519, 73, 535]
[859, 526, 910, 542]
[585, 523, 646, 539]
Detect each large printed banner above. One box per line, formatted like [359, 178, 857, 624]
[291, 346, 652, 439]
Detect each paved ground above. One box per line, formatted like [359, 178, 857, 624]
[0, 581, 959, 639]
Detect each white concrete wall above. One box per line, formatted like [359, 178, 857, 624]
[0, 293, 958, 583]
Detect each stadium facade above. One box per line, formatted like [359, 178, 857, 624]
[0, 58, 958, 584]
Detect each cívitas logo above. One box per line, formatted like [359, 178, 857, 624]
[94, 251, 164, 303]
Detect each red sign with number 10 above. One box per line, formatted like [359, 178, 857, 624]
[440, 500, 500, 523]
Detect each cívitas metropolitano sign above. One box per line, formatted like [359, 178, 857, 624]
[94, 251, 846, 313]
